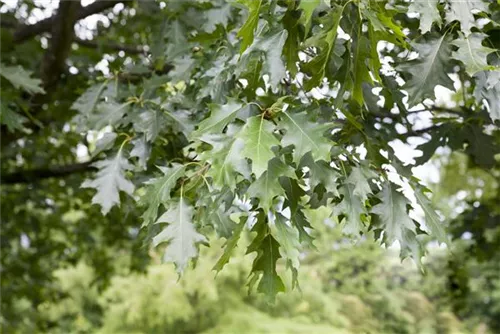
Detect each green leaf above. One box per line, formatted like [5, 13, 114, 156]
[199, 130, 250, 190]
[333, 184, 367, 235]
[372, 182, 420, 259]
[272, 213, 301, 271]
[71, 82, 108, 119]
[81, 150, 135, 215]
[237, 0, 262, 53]
[133, 109, 167, 142]
[238, 115, 279, 178]
[302, 6, 343, 90]
[247, 158, 296, 212]
[247, 217, 285, 301]
[130, 136, 151, 170]
[246, 30, 288, 87]
[346, 166, 376, 202]
[213, 215, 246, 272]
[153, 196, 207, 274]
[414, 186, 449, 245]
[298, 0, 320, 35]
[88, 101, 130, 130]
[445, 0, 487, 35]
[408, 0, 441, 34]
[351, 35, 373, 106]
[0, 107, 28, 132]
[191, 101, 244, 138]
[141, 164, 186, 226]
[300, 152, 340, 197]
[202, 4, 232, 33]
[0, 64, 45, 94]
[398, 35, 454, 107]
[279, 111, 333, 163]
[474, 72, 500, 122]
[92, 132, 117, 157]
[452, 33, 496, 76]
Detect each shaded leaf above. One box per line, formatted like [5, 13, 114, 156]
[81, 150, 135, 215]
[153, 196, 207, 274]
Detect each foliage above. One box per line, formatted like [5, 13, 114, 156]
[1, 0, 500, 330]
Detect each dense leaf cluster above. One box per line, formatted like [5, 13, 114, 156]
[1, 0, 499, 302]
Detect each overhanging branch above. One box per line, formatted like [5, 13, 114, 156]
[13, 0, 131, 43]
[40, 0, 80, 89]
[1, 161, 96, 185]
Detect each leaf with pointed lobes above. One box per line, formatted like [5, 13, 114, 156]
[298, 0, 320, 36]
[408, 0, 441, 34]
[153, 197, 207, 274]
[71, 82, 107, 118]
[452, 33, 496, 76]
[445, 0, 487, 35]
[346, 166, 377, 202]
[279, 111, 334, 163]
[474, 71, 500, 122]
[200, 131, 250, 190]
[238, 115, 280, 178]
[272, 213, 301, 271]
[213, 213, 247, 273]
[245, 30, 288, 88]
[372, 182, 423, 264]
[333, 184, 367, 236]
[302, 6, 343, 90]
[414, 185, 449, 245]
[398, 35, 454, 107]
[130, 136, 151, 170]
[0, 107, 28, 132]
[0, 64, 45, 94]
[191, 101, 245, 138]
[140, 164, 186, 226]
[247, 215, 285, 302]
[81, 150, 135, 215]
[248, 158, 296, 212]
[300, 153, 340, 197]
[237, 0, 262, 53]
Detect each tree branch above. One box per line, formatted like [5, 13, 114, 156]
[40, 0, 80, 89]
[13, 0, 131, 43]
[1, 161, 96, 185]
[75, 37, 145, 55]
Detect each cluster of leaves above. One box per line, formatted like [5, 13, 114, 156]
[1, 0, 499, 302]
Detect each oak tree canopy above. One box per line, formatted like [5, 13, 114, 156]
[1, 0, 499, 303]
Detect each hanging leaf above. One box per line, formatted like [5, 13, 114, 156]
[199, 130, 250, 190]
[141, 164, 186, 226]
[333, 184, 367, 235]
[248, 158, 296, 212]
[279, 110, 334, 163]
[398, 35, 454, 107]
[81, 150, 135, 215]
[414, 186, 449, 245]
[0, 107, 28, 132]
[0, 64, 45, 94]
[247, 216, 285, 301]
[346, 166, 377, 202]
[408, 0, 441, 34]
[153, 196, 207, 274]
[452, 33, 496, 76]
[372, 182, 420, 257]
[445, 0, 488, 35]
[191, 101, 245, 138]
[237, 0, 262, 53]
[238, 115, 280, 178]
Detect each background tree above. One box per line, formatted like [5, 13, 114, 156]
[1, 0, 499, 331]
